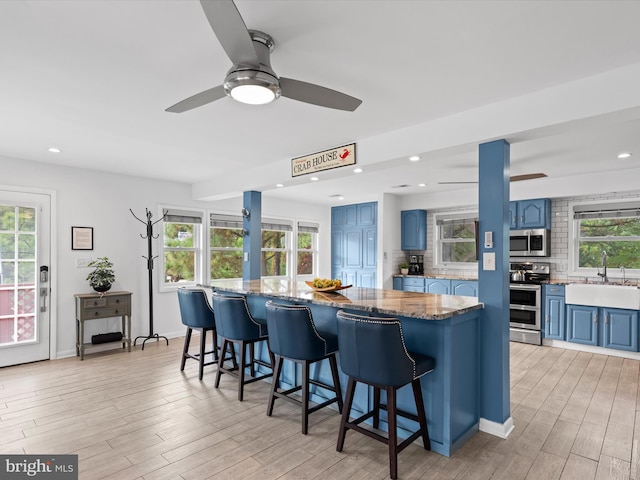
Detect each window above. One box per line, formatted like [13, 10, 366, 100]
[161, 209, 203, 288]
[261, 219, 292, 277]
[573, 202, 640, 271]
[297, 222, 318, 277]
[210, 214, 244, 279]
[435, 213, 478, 267]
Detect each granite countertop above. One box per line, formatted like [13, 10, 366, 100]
[208, 279, 483, 320]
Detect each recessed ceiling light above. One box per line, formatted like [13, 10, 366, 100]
[353, 168, 363, 173]
[409, 155, 420, 162]
[275, 183, 284, 188]
[310, 177, 319, 181]
[48, 147, 61, 153]
[418, 183, 426, 187]
[618, 152, 632, 159]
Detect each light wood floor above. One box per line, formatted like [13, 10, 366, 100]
[1, 338, 639, 479]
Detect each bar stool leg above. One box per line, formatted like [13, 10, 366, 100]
[301, 360, 310, 434]
[238, 341, 247, 401]
[387, 386, 398, 480]
[180, 327, 192, 372]
[267, 355, 284, 416]
[198, 328, 207, 380]
[337, 377, 357, 452]
[212, 331, 219, 362]
[328, 354, 343, 413]
[373, 386, 381, 428]
[214, 339, 229, 388]
[411, 378, 430, 450]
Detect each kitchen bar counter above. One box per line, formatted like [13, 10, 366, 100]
[393, 273, 478, 281]
[208, 279, 483, 457]
[209, 278, 482, 320]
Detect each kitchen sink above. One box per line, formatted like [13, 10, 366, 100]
[565, 283, 640, 309]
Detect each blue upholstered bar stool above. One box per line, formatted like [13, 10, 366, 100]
[335, 310, 435, 480]
[211, 292, 274, 401]
[265, 301, 343, 434]
[177, 288, 219, 380]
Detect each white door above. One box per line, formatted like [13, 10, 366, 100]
[0, 191, 51, 367]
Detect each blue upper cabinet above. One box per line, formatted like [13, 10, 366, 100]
[401, 209, 427, 250]
[510, 198, 551, 229]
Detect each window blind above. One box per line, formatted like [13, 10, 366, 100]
[210, 213, 243, 229]
[164, 209, 202, 224]
[298, 221, 319, 233]
[262, 218, 293, 231]
[574, 201, 640, 219]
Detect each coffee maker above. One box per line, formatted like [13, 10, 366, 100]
[408, 255, 424, 275]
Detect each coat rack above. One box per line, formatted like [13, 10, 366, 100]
[130, 208, 169, 350]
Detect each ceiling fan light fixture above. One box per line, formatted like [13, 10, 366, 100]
[224, 69, 281, 105]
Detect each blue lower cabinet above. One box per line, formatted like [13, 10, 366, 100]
[567, 304, 639, 352]
[402, 277, 425, 292]
[451, 280, 478, 297]
[603, 307, 638, 352]
[543, 284, 565, 341]
[393, 277, 403, 290]
[567, 305, 598, 346]
[426, 279, 450, 294]
[545, 295, 565, 340]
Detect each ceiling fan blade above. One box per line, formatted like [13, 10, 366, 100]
[165, 85, 226, 113]
[438, 172, 548, 185]
[510, 173, 547, 182]
[200, 0, 259, 67]
[438, 181, 478, 184]
[280, 77, 362, 112]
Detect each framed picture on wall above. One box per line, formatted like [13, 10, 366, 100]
[71, 226, 93, 250]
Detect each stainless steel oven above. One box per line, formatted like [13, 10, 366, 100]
[509, 262, 549, 345]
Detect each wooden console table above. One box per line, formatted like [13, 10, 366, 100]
[75, 291, 132, 360]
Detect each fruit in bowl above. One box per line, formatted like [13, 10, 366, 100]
[312, 278, 342, 288]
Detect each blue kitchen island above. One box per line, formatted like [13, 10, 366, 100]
[209, 279, 483, 457]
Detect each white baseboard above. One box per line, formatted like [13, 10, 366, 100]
[479, 416, 514, 439]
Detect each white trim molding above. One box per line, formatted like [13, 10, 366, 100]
[479, 416, 515, 439]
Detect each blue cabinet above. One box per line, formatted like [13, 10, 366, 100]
[401, 210, 427, 250]
[331, 202, 377, 287]
[426, 279, 450, 294]
[402, 277, 426, 292]
[602, 307, 638, 352]
[566, 304, 639, 352]
[394, 277, 478, 297]
[567, 304, 598, 346]
[509, 198, 551, 229]
[451, 280, 478, 297]
[543, 285, 565, 340]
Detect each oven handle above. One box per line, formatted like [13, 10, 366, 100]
[509, 284, 541, 291]
[510, 304, 540, 312]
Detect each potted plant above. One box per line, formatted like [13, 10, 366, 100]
[399, 262, 409, 275]
[86, 257, 115, 292]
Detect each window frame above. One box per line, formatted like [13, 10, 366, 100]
[296, 221, 319, 280]
[158, 207, 205, 292]
[261, 218, 293, 279]
[209, 213, 245, 281]
[569, 200, 640, 278]
[433, 210, 478, 269]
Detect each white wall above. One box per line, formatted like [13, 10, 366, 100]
[1, 155, 330, 359]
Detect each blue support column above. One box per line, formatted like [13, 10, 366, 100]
[478, 140, 511, 430]
[243, 191, 262, 281]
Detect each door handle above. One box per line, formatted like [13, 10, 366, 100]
[40, 287, 48, 312]
[593, 311, 597, 323]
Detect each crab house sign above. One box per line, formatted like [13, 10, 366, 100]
[291, 143, 356, 177]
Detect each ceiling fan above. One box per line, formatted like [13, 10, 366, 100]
[438, 173, 548, 185]
[166, 0, 362, 113]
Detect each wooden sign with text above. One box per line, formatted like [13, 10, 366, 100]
[291, 143, 356, 177]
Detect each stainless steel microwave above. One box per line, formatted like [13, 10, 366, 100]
[509, 229, 550, 257]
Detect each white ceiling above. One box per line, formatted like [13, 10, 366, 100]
[2, 0, 640, 206]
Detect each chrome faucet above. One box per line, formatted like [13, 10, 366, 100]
[597, 251, 608, 283]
